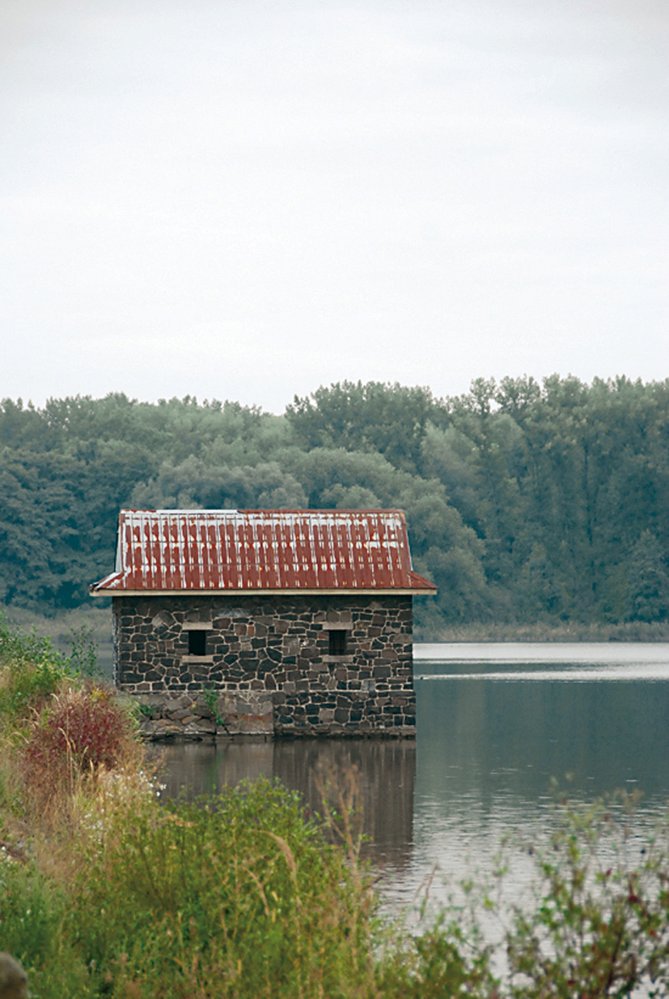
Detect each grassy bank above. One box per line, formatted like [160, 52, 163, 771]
[2, 606, 113, 677]
[1, 618, 668, 997]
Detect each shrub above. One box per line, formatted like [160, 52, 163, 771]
[374, 793, 669, 999]
[21, 685, 136, 800]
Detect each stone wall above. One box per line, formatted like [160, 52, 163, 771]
[113, 594, 415, 738]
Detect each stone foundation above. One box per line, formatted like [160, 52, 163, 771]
[136, 690, 274, 739]
[114, 594, 415, 738]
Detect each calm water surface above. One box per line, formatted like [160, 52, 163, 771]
[155, 643, 669, 912]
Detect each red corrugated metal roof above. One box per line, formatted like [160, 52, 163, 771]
[90, 509, 436, 594]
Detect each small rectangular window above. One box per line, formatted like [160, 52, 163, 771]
[188, 630, 207, 656]
[328, 629, 347, 656]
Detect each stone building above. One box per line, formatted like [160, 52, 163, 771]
[91, 509, 436, 739]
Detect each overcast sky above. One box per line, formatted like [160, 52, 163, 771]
[1, 0, 667, 412]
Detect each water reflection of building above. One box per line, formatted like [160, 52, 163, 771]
[272, 740, 415, 871]
[154, 739, 415, 873]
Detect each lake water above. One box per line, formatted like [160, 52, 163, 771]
[154, 643, 669, 914]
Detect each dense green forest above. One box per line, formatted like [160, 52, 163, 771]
[1, 377, 668, 637]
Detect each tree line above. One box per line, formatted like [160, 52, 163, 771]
[1, 376, 667, 634]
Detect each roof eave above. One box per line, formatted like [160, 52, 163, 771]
[408, 570, 438, 593]
[91, 586, 436, 597]
[89, 572, 123, 595]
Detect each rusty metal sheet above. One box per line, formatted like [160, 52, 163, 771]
[91, 509, 436, 594]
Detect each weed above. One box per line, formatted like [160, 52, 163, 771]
[202, 687, 228, 730]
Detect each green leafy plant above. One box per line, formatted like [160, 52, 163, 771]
[0, 854, 91, 998]
[202, 687, 227, 729]
[504, 794, 669, 997]
[66, 624, 100, 677]
[0, 616, 70, 725]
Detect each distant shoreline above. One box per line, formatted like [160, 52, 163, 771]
[5, 606, 669, 654]
[418, 620, 669, 644]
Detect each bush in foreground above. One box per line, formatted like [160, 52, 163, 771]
[21, 685, 136, 802]
[71, 779, 378, 997]
[5, 780, 666, 998]
[0, 619, 667, 997]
